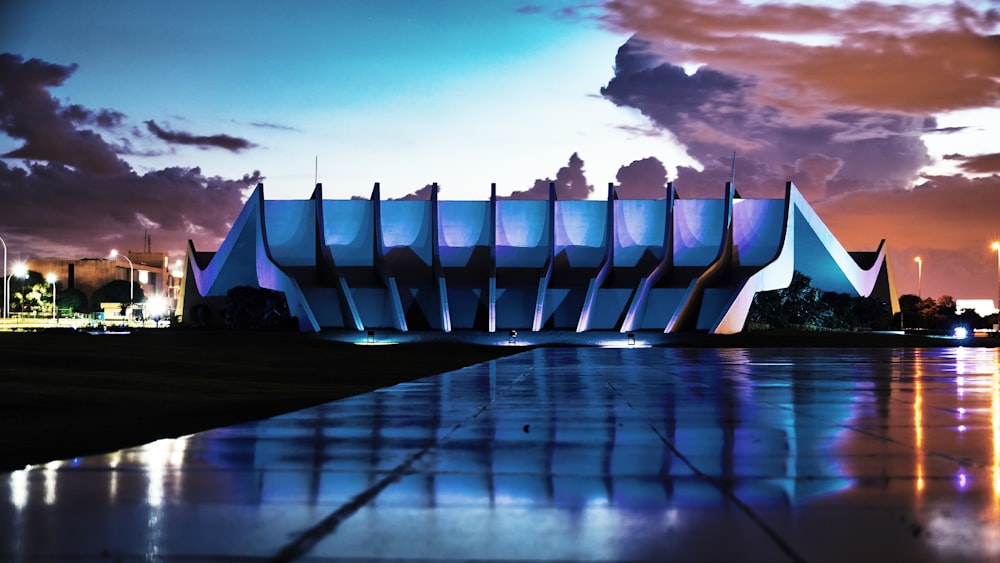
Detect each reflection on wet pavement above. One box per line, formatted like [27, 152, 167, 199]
[2, 347, 1000, 561]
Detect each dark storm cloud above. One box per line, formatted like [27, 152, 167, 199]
[393, 184, 435, 200]
[927, 126, 970, 135]
[600, 36, 932, 199]
[601, 0, 1000, 115]
[615, 156, 667, 199]
[0, 53, 262, 259]
[145, 120, 256, 152]
[59, 104, 126, 128]
[504, 152, 594, 200]
[0, 160, 259, 258]
[944, 152, 1000, 174]
[0, 53, 131, 175]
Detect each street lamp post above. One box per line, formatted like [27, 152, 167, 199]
[110, 250, 135, 325]
[110, 249, 134, 303]
[992, 242, 1000, 329]
[914, 256, 922, 299]
[46, 273, 57, 321]
[0, 234, 6, 319]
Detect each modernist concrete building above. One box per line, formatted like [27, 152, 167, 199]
[178, 181, 896, 334]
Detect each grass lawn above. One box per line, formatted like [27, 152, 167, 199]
[0, 329, 524, 472]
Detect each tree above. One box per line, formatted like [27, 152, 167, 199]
[748, 271, 825, 329]
[90, 280, 145, 310]
[747, 270, 892, 331]
[224, 286, 294, 330]
[956, 306, 986, 330]
[850, 295, 893, 330]
[9, 270, 55, 315]
[897, 294, 961, 331]
[57, 287, 88, 314]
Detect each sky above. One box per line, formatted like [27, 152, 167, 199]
[1, 0, 999, 303]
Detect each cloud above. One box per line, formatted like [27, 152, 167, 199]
[504, 152, 595, 199]
[145, 120, 256, 152]
[600, 0, 1000, 116]
[600, 35, 933, 199]
[615, 156, 667, 199]
[0, 53, 263, 260]
[393, 184, 436, 200]
[0, 160, 259, 259]
[592, 2, 1000, 298]
[249, 121, 298, 131]
[59, 104, 126, 129]
[515, 5, 545, 15]
[0, 53, 131, 175]
[945, 152, 1000, 174]
[927, 126, 970, 135]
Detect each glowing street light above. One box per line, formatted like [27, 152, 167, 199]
[45, 273, 57, 320]
[914, 256, 922, 299]
[109, 249, 134, 304]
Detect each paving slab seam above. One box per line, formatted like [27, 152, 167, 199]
[604, 378, 810, 563]
[762, 399, 983, 470]
[269, 363, 537, 563]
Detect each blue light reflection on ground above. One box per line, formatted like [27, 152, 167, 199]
[188, 348, 860, 509]
[6, 347, 1000, 562]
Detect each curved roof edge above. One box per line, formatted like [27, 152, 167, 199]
[186, 183, 321, 332]
[708, 182, 891, 334]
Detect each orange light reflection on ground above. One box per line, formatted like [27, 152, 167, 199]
[992, 360, 999, 513]
[914, 354, 924, 494]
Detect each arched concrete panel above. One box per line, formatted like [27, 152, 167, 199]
[264, 200, 316, 268]
[438, 201, 490, 267]
[674, 199, 726, 267]
[496, 200, 550, 267]
[733, 199, 784, 266]
[323, 200, 374, 267]
[381, 200, 432, 265]
[614, 199, 666, 268]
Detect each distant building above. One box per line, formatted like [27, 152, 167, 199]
[956, 299, 998, 317]
[27, 252, 173, 309]
[179, 181, 896, 334]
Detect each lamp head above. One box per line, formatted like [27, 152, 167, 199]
[109, 249, 118, 258]
[45, 273, 57, 284]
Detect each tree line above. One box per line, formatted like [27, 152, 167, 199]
[8, 270, 145, 317]
[746, 271, 997, 332]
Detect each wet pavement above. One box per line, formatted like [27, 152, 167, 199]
[3, 346, 1000, 562]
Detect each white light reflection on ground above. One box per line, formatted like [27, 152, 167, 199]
[43, 461, 59, 505]
[140, 436, 188, 563]
[8, 469, 27, 511]
[142, 436, 189, 507]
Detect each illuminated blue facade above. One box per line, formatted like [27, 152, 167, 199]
[179, 181, 894, 333]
